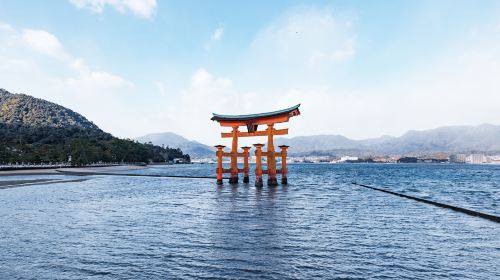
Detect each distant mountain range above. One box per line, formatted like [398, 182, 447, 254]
[14, 87, 497, 161]
[275, 124, 500, 156]
[135, 124, 500, 158]
[135, 132, 214, 158]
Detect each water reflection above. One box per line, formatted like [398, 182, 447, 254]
[0, 164, 498, 279]
[210, 182, 291, 277]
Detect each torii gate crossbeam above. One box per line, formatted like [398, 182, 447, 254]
[211, 104, 300, 186]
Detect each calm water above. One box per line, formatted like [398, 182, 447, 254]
[0, 164, 499, 279]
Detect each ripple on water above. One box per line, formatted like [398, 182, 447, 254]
[0, 163, 499, 279]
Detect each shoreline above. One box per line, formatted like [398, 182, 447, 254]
[0, 178, 90, 189]
[0, 164, 148, 177]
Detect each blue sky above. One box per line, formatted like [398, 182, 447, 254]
[1, 0, 500, 145]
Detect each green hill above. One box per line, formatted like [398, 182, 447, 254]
[0, 88, 190, 165]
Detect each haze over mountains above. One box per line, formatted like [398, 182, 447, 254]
[136, 124, 500, 158]
[4, 82, 496, 160]
[7, 86, 495, 159]
[135, 132, 214, 158]
[3, 88, 497, 161]
[276, 124, 500, 156]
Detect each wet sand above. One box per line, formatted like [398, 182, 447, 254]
[0, 169, 60, 176]
[0, 165, 148, 177]
[0, 165, 147, 189]
[58, 165, 147, 173]
[0, 178, 89, 189]
[0, 178, 58, 186]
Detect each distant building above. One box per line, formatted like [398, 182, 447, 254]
[466, 154, 487, 164]
[487, 155, 500, 164]
[173, 158, 189, 164]
[191, 158, 215, 164]
[371, 156, 396, 163]
[450, 154, 467, 163]
[339, 156, 358, 162]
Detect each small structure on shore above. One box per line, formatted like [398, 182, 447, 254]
[211, 104, 300, 186]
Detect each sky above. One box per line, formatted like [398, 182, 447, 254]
[1, 0, 500, 145]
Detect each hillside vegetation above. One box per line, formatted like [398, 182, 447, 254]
[0, 89, 190, 165]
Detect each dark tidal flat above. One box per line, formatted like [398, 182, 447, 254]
[0, 164, 499, 279]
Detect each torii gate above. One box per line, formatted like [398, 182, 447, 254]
[211, 104, 300, 186]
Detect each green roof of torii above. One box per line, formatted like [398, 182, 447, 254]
[211, 104, 300, 121]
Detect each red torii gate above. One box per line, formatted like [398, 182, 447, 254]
[211, 104, 300, 186]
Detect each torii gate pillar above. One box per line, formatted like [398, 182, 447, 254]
[211, 104, 300, 186]
[229, 126, 239, 184]
[266, 124, 278, 186]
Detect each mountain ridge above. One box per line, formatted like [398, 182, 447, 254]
[275, 123, 500, 156]
[0, 88, 104, 133]
[135, 132, 214, 158]
[137, 123, 500, 158]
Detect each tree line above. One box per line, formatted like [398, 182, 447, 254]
[0, 123, 190, 165]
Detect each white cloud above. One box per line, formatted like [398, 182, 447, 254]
[154, 81, 167, 96]
[211, 27, 224, 41]
[190, 68, 231, 91]
[3, 8, 500, 145]
[164, 25, 500, 145]
[251, 7, 356, 67]
[0, 23, 15, 33]
[160, 68, 255, 144]
[1, 26, 133, 91]
[205, 27, 224, 51]
[0, 23, 134, 136]
[307, 38, 355, 66]
[331, 37, 355, 62]
[70, 0, 157, 18]
[22, 29, 65, 58]
[274, 42, 500, 140]
[158, 68, 304, 145]
[67, 71, 134, 90]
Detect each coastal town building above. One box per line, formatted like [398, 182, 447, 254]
[466, 154, 487, 164]
[450, 154, 467, 163]
[488, 155, 500, 164]
[339, 156, 359, 162]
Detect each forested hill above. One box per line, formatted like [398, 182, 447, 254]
[0, 89, 190, 165]
[0, 88, 111, 142]
[0, 88, 103, 131]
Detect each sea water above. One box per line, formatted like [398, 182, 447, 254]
[0, 164, 499, 279]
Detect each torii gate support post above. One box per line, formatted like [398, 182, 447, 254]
[242, 146, 251, 183]
[229, 126, 239, 184]
[266, 124, 278, 186]
[215, 145, 226, 185]
[279, 145, 289, 184]
[254, 143, 264, 187]
[210, 104, 300, 186]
